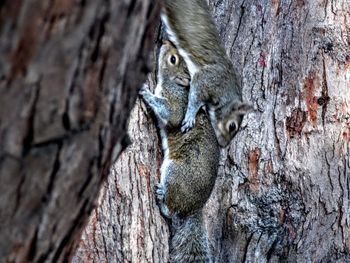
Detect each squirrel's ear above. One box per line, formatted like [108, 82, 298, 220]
[235, 102, 254, 114]
[162, 39, 171, 46]
[162, 39, 176, 48]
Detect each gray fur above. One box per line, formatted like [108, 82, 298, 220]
[162, 0, 252, 147]
[140, 41, 219, 262]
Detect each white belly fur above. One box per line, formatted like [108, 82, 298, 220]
[161, 13, 199, 78]
[154, 82, 163, 97]
[159, 128, 171, 185]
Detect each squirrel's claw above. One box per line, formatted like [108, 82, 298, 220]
[155, 184, 165, 203]
[139, 83, 150, 96]
[181, 117, 196, 133]
[155, 184, 171, 219]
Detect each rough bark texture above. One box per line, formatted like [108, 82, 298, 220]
[0, 0, 160, 262]
[74, 0, 350, 262]
[73, 98, 169, 262]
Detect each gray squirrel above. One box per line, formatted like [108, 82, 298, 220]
[140, 40, 219, 263]
[161, 0, 252, 147]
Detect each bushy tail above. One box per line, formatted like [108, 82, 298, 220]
[169, 212, 211, 263]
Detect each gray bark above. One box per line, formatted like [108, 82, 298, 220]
[74, 0, 350, 262]
[0, 0, 160, 262]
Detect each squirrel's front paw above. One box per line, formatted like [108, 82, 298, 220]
[139, 83, 151, 97]
[181, 116, 196, 133]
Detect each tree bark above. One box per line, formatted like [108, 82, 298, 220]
[74, 0, 350, 262]
[0, 0, 160, 262]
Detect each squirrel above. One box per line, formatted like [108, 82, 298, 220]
[161, 0, 252, 147]
[140, 40, 220, 263]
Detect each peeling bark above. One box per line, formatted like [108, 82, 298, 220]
[0, 0, 160, 262]
[74, 0, 350, 262]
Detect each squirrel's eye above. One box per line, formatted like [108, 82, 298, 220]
[169, 55, 177, 65]
[227, 121, 237, 133]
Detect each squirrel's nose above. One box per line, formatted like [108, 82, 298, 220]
[217, 136, 229, 148]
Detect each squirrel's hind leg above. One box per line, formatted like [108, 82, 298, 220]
[155, 183, 172, 219]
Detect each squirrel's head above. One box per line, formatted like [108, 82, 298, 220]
[210, 101, 253, 147]
[158, 40, 190, 87]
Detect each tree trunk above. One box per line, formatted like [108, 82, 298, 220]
[73, 0, 350, 262]
[0, 0, 160, 262]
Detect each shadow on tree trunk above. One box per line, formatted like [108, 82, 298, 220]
[0, 0, 160, 261]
